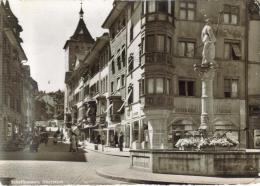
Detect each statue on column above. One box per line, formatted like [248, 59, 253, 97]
[201, 19, 216, 65]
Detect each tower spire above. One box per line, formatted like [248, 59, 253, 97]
[79, 0, 84, 19]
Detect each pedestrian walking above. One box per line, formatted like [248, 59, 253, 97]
[114, 132, 118, 148]
[70, 134, 77, 152]
[119, 132, 124, 152]
[101, 132, 106, 151]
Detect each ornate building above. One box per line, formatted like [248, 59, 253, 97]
[64, 0, 260, 149]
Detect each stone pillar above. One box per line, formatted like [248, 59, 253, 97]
[145, 110, 171, 149]
[194, 64, 217, 132]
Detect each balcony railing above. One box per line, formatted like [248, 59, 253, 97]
[173, 97, 241, 114]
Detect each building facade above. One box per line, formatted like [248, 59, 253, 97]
[64, 0, 260, 149]
[0, 0, 30, 148]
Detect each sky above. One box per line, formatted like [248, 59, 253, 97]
[8, 0, 113, 92]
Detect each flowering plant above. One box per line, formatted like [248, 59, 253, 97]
[175, 137, 199, 148]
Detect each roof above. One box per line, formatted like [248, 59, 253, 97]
[102, 1, 128, 29]
[63, 17, 95, 49]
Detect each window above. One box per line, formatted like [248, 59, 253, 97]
[146, 35, 155, 52]
[122, 49, 126, 67]
[157, 1, 168, 13]
[156, 35, 165, 52]
[224, 79, 238, 98]
[178, 80, 195, 96]
[117, 56, 121, 70]
[121, 75, 125, 86]
[180, 1, 196, 20]
[147, 1, 156, 13]
[111, 61, 115, 74]
[130, 25, 134, 42]
[223, 5, 239, 25]
[139, 79, 145, 97]
[105, 76, 108, 92]
[166, 79, 170, 95]
[166, 37, 172, 54]
[141, 37, 145, 54]
[156, 78, 164, 94]
[178, 40, 195, 57]
[147, 79, 154, 94]
[128, 53, 134, 73]
[133, 122, 139, 141]
[128, 86, 134, 105]
[111, 81, 114, 93]
[116, 77, 121, 90]
[224, 41, 241, 60]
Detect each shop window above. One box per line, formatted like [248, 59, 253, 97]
[180, 1, 196, 20]
[178, 40, 195, 57]
[178, 80, 195, 96]
[224, 79, 238, 98]
[223, 5, 239, 25]
[224, 41, 241, 60]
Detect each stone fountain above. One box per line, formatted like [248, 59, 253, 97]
[129, 20, 260, 177]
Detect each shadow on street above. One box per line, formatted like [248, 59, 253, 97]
[0, 138, 87, 162]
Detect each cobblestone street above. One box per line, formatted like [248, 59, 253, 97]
[0, 139, 129, 185]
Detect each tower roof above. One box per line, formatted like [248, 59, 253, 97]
[63, 4, 94, 49]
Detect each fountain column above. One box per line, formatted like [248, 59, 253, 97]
[194, 64, 217, 133]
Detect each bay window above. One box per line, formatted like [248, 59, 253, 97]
[156, 78, 164, 94]
[156, 35, 165, 52]
[147, 78, 171, 95]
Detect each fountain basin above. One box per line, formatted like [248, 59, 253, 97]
[130, 149, 260, 177]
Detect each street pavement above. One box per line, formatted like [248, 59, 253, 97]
[0, 137, 130, 185]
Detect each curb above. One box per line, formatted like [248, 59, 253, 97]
[83, 146, 130, 157]
[96, 168, 178, 185]
[95, 166, 258, 185]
